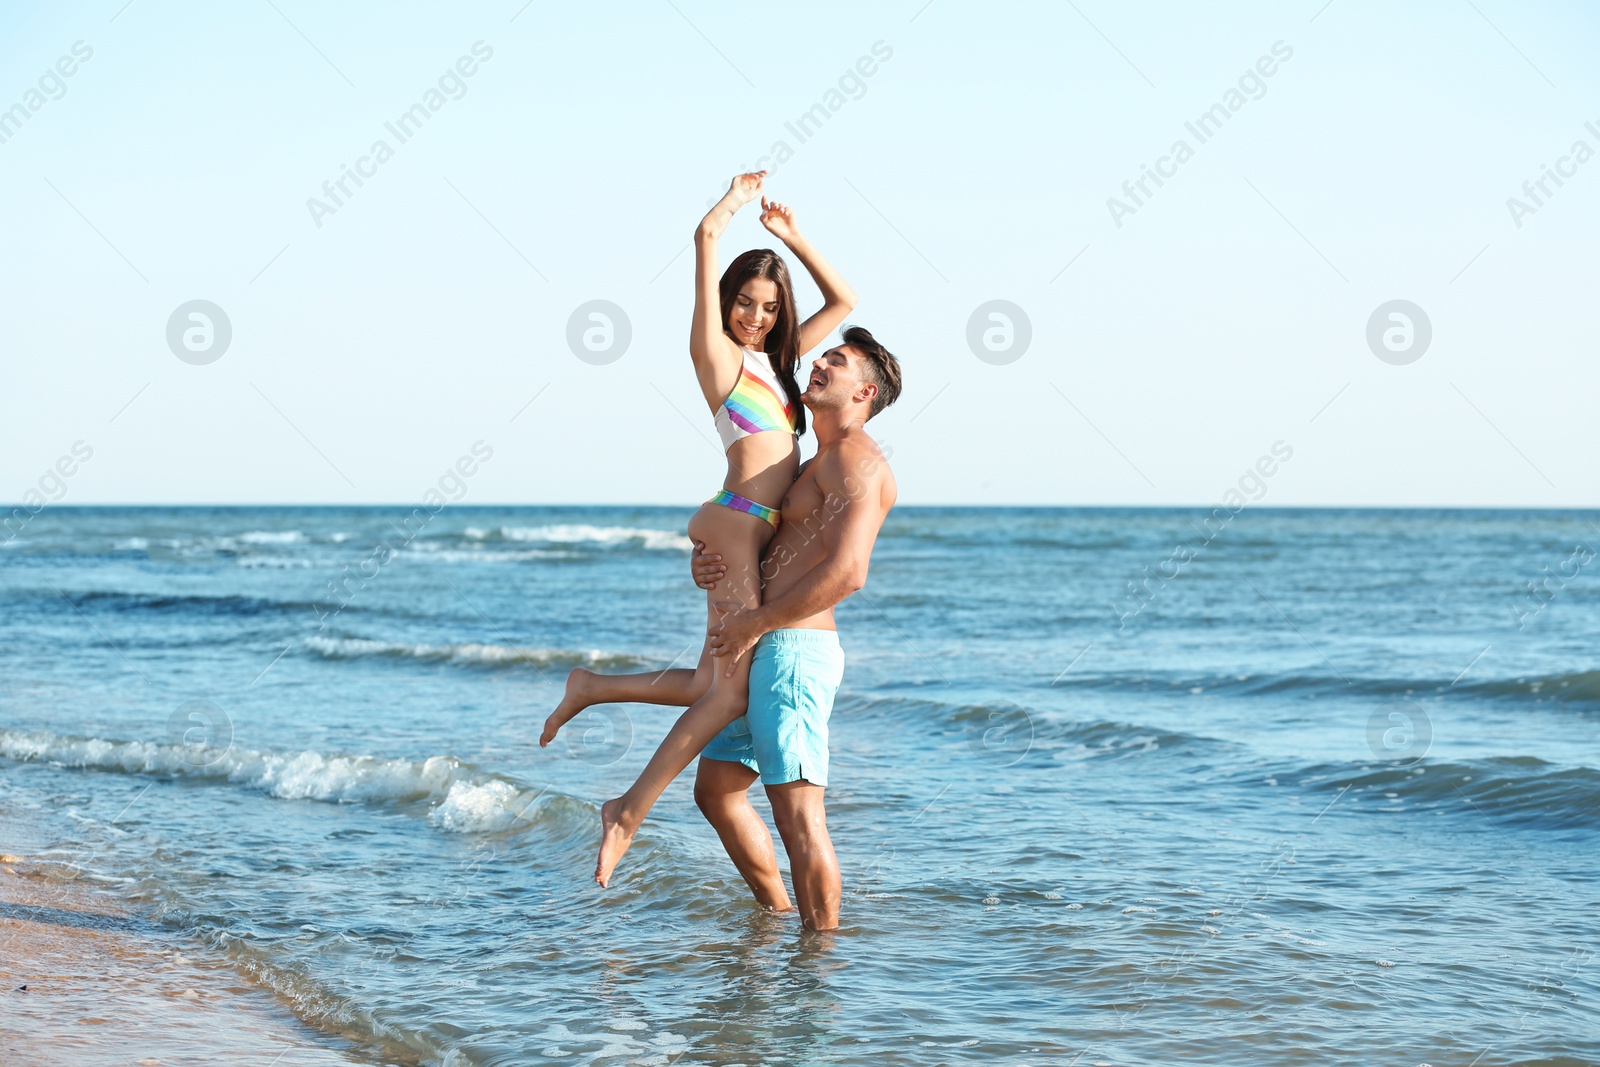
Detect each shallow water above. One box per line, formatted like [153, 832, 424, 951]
[2, 506, 1598, 1065]
[0, 862, 368, 1067]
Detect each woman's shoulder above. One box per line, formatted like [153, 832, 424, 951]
[734, 344, 771, 371]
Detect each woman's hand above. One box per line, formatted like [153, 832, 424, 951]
[759, 197, 799, 243]
[690, 540, 726, 590]
[726, 171, 766, 208]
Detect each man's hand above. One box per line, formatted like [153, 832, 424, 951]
[707, 601, 764, 678]
[690, 540, 726, 590]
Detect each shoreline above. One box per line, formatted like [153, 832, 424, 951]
[0, 852, 372, 1067]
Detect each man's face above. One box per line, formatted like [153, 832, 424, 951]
[802, 344, 870, 411]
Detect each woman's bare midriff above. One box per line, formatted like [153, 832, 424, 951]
[683, 429, 799, 611]
[720, 431, 800, 507]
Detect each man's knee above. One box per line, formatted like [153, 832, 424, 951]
[776, 814, 829, 853]
[693, 776, 726, 815]
[768, 784, 827, 842]
[693, 760, 755, 817]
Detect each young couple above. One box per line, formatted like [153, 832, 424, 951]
[541, 171, 902, 931]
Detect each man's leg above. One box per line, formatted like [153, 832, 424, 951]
[693, 757, 792, 912]
[766, 781, 840, 931]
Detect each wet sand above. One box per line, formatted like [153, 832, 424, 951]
[0, 854, 365, 1067]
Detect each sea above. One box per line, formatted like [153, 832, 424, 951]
[2, 505, 1597, 1066]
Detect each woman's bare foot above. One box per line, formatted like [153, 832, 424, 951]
[594, 797, 639, 887]
[541, 668, 595, 747]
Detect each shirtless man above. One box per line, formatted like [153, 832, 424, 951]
[686, 325, 901, 931]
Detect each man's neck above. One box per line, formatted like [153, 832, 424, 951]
[808, 406, 867, 449]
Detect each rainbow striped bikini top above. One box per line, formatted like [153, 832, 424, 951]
[714, 347, 797, 452]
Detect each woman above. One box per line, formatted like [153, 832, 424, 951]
[540, 171, 857, 887]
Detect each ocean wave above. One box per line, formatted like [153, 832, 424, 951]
[884, 696, 1600, 828]
[846, 695, 1222, 762]
[49, 590, 320, 617]
[396, 546, 578, 564]
[1039, 669, 1414, 700]
[303, 635, 648, 671]
[460, 524, 692, 551]
[1052, 668, 1600, 705]
[103, 531, 355, 558]
[847, 696, 1600, 827]
[1302, 756, 1600, 829]
[0, 729, 569, 835]
[234, 530, 307, 544]
[1469, 669, 1600, 703]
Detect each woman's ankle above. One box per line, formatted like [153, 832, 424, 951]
[612, 793, 649, 830]
[556, 667, 594, 718]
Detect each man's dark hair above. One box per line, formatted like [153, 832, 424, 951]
[841, 325, 902, 418]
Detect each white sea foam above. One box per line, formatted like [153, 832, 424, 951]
[399, 547, 575, 564]
[235, 530, 306, 544]
[465, 524, 691, 551]
[429, 778, 545, 832]
[302, 635, 644, 670]
[0, 729, 555, 834]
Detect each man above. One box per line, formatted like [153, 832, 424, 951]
[688, 324, 901, 932]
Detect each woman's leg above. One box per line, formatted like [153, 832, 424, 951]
[594, 506, 769, 886]
[540, 649, 712, 748]
[595, 644, 759, 885]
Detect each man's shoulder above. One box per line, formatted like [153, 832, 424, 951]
[817, 427, 891, 478]
[815, 430, 894, 512]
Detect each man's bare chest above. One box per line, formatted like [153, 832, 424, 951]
[779, 470, 829, 524]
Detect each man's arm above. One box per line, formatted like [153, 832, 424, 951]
[707, 443, 891, 671]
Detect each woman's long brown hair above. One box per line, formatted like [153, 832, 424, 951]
[718, 248, 805, 435]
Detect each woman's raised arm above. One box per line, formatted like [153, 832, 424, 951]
[758, 198, 858, 357]
[690, 172, 765, 409]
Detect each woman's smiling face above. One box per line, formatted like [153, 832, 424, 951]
[728, 278, 780, 348]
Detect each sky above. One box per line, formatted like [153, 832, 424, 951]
[3, 0, 1597, 507]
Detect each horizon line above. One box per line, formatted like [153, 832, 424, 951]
[18, 502, 1600, 512]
